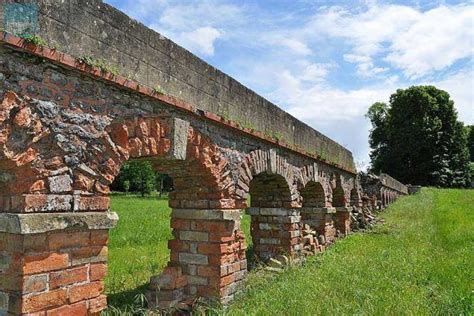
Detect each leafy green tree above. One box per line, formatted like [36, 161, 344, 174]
[123, 180, 130, 195]
[467, 125, 474, 161]
[111, 161, 156, 196]
[366, 86, 471, 187]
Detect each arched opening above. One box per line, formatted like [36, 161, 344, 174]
[249, 172, 293, 208]
[247, 172, 301, 261]
[350, 188, 360, 208]
[332, 185, 346, 207]
[104, 119, 247, 310]
[301, 181, 326, 208]
[300, 181, 329, 251]
[107, 161, 174, 309]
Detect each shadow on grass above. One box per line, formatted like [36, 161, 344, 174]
[107, 284, 149, 312]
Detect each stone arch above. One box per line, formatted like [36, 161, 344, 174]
[246, 171, 302, 260]
[106, 118, 238, 209]
[350, 187, 361, 208]
[0, 92, 238, 210]
[332, 184, 346, 207]
[300, 181, 326, 208]
[236, 149, 300, 208]
[0, 92, 246, 310]
[248, 172, 292, 208]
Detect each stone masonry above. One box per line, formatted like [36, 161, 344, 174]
[0, 1, 407, 314]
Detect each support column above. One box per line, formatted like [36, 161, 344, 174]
[147, 209, 247, 309]
[334, 207, 353, 236]
[300, 207, 336, 246]
[0, 212, 118, 315]
[247, 208, 302, 261]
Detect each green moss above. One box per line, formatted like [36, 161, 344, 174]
[77, 55, 119, 76]
[21, 34, 47, 47]
[152, 85, 165, 95]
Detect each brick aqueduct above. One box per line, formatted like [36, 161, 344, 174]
[0, 1, 408, 315]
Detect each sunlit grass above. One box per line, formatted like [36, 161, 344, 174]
[105, 189, 473, 315]
[226, 188, 474, 315]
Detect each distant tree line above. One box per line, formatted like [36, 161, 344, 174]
[110, 161, 173, 196]
[367, 86, 472, 187]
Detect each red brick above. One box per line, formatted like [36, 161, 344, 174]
[170, 218, 190, 230]
[23, 253, 69, 275]
[168, 239, 189, 252]
[68, 281, 104, 303]
[197, 243, 226, 255]
[197, 265, 221, 277]
[23, 234, 48, 252]
[49, 231, 90, 249]
[90, 230, 108, 246]
[90, 263, 107, 281]
[46, 301, 87, 316]
[192, 220, 233, 233]
[49, 266, 88, 289]
[75, 196, 110, 211]
[22, 289, 67, 313]
[88, 294, 108, 314]
[23, 274, 48, 294]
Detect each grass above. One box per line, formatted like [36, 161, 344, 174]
[105, 193, 252, 311]
[105, 188, 473, 315]
[226, 188, 474, 315]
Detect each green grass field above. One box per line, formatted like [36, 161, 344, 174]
[106, 188, 473, 315]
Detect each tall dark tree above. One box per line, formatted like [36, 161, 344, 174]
[467, 125, 474, 161]
[366, 86, 470, 187]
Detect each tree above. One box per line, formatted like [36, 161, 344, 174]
[111, 161, 156, 196]
[366, 86, 471, 187]
[467, 125, 474, 161]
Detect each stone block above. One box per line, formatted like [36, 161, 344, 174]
[48, 175, 72, 193]
[187, 275, 208, 286]
[178, 253, 208, 265]
[0, 212, 118, 234]
[179, 231, 209, 242]
[23, 274, 48, 294]
[0, 291, 8, 311]
[167, 118, 189, 160]
[171, 209, 242, 221]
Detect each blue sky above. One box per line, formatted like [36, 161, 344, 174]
[105, 0, 473, 169]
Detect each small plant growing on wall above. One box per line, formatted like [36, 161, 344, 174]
[77, 55, 119, 77]
[21, 34, 47, 47]
[153, 86, 165, 95]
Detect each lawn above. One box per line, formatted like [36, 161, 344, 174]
[105, 188, 473, 315]
[105, 193, 252, 310]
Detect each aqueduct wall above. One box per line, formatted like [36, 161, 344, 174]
[0, 1, 406, 314]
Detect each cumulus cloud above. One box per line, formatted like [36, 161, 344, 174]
[310, 3, 474, 79]
[177, 27, 223, 56]
[105, 0, 473, 167]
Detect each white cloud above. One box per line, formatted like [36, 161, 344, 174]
[278, 38, 313, 56]
[107, 0, 473, 167]
[386, 5, 474, 79]
[311, 3, 474, 79]
[177, 27, 223, 56]
[432, 68, 474, 124]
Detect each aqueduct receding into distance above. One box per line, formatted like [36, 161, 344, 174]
[0, 1, 408, 314]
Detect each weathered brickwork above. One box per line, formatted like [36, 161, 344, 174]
[0, 6, 406, 313]
[0, 227, 110, 315]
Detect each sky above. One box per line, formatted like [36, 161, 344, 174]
[104, 0, 473, 169]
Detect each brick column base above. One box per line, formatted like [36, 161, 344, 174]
[334, 207, 353, 236]
[0, 212, 118, 315]
[300, 207, 336, 245]
[147, 209, 247, 310]
[247, 208, 302, 261]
